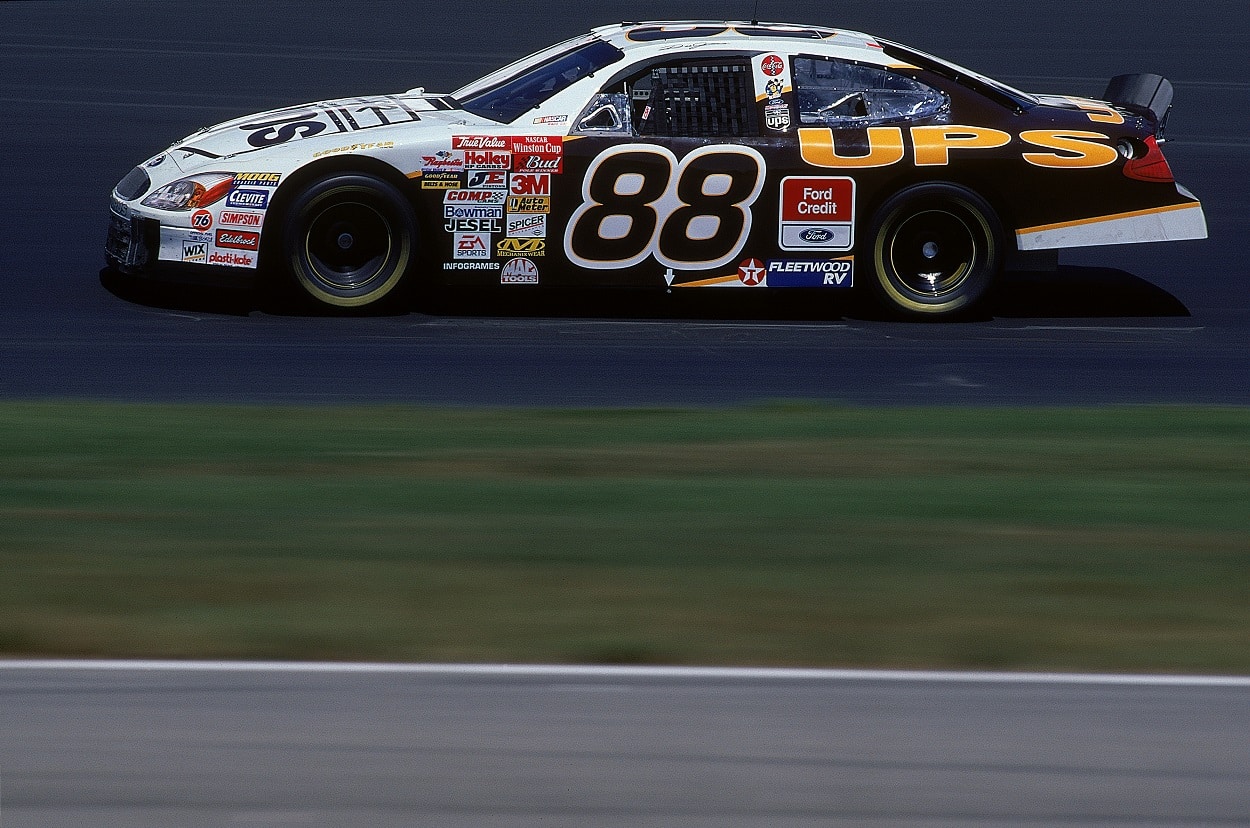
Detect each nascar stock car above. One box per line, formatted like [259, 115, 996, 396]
[106, 21, 1207, 318]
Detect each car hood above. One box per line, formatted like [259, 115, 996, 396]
[166, 93, 484, 170]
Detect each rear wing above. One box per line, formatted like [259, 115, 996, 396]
[1103, 74, 1173, 137]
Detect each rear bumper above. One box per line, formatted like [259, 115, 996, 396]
[1015, 198, 1207, 251]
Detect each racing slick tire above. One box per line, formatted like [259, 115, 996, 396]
[868, 183, 1003, 319]
[282, 173, 417, 310]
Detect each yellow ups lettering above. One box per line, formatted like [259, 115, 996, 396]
[1020, 130, 1119, 169]
[798, 126, 905, 169]
[911, 126, 1011, 166]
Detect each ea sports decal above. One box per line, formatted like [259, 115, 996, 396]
[778, 176, 854, 251]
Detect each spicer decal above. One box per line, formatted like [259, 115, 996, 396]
[779, 176, 854, 251]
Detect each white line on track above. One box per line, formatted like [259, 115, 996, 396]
[2, 660, 1249, 687]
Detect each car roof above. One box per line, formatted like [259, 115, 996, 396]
[590, 21, 890, 62]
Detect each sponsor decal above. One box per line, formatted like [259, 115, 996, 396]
[765, 258, 854, 287]
[445, 189, 506, 205]
[497, 237, 545, 257]
[421, 174, 462, 190]
[464, 149, 511, 169]
[737, 258, 765, 286]
[190, 209, 213, 231]
[445, 217, 503, 233]
[517, 154, 562, 173]
[465, 170, 508, 189]
[500, 257, 540, 284]
[509, 173, 550, 196]
[778, 176, 854, 251]
[765, 77, 784, 98]
[444, 204, 504, 220]
[215, 229, 261, 251]
[232, 172, 282, 187]
[507, 195, 550, 214]
[453, 232, 491, 260]
[532, 114, 568, 125]
[510, 136, 562, 155]
[237, 98, 423, 149]
[225, 187, 270, 210]
[760, 54, 785, 76]
[218, 210, 264, 228]
[506, 213, 547, 238]
[420, 150, 465, 172]
[207, 249, 258, 267]
[182, 241, 208, 263]
[764, 102, 791, 132]
[443, 261, 502, 271]
[452, 135, 510, 150]
[312, 140, 394, 159]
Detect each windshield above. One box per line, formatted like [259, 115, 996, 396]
[454, 37, 624, 123]
[878, 40, 1038, 109]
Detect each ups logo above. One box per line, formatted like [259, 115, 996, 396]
[497, 238, 546, 257]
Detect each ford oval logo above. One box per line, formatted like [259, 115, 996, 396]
[801, 228, 833, 242]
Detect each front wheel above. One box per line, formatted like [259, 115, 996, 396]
[868, 184, 1002, 319]
[282, 173, 417, 310]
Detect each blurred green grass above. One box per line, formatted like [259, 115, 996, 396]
[2, 401, 1248, 671]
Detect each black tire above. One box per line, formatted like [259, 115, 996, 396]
[282, 173, 417, 310]
[868, 184, 1003, 319]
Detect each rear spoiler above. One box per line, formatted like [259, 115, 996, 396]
[1102, 74, 1173, 137]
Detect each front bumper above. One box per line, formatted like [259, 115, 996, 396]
[105, 201, 260, 289]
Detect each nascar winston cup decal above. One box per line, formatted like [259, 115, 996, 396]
[779, 176, 854, 251]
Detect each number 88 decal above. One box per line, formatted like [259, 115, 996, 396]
[565, 144, 765, 270]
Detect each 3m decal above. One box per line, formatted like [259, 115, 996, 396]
[799, 127, 906, 169]
[778, 177, 854, 251]
[509, 173, 550, 196]
[1020, 130, 1119, 169]
[500, 257, 540, 284]
[453, 232, 491, 260]
[566, 144, 765, 271]
[215, 229, 260, 251]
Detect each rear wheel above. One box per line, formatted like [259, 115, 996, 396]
[868, 184, 1002, 319]
[283, 173, 417, 310]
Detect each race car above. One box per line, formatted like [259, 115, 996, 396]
[106, 21, 1207, 318]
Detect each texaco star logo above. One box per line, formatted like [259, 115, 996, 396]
[738, 258, 765, 286]
[761, 54, 785, 76]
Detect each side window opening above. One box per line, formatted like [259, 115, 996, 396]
[793, 56, 949, 127]
[630, 60, 759, 138]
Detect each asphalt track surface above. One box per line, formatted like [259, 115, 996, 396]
[0, 0, 1247, 405]
[2, 2, 1249, 825]
[3, 662, 1250, 827]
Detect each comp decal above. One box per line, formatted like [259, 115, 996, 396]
[565, 144, 765, 271]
